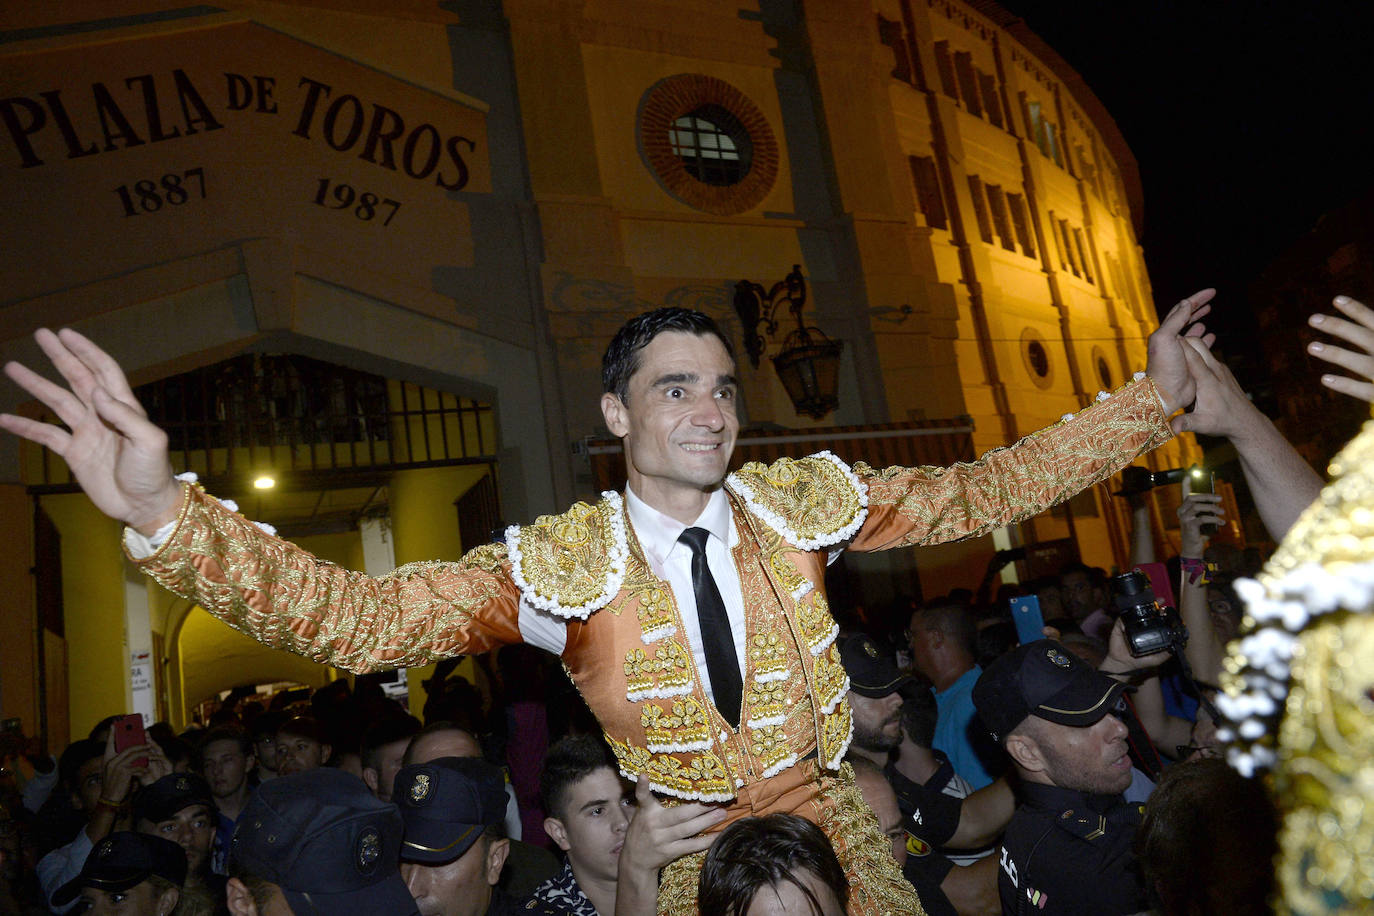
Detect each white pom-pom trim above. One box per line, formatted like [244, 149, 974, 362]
[508, 491, 628, 620]
[761, 752, 799, 779]
[640, 625, 676, 645]
[728, 451, 868, 551]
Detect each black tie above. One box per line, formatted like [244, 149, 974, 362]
[678, 527, 742, 729]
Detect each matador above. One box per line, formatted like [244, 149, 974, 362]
[0, 292, 1217, 915]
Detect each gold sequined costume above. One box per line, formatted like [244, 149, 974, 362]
[1218, 418, 1374, 915]
[133, 376, 1171, 915]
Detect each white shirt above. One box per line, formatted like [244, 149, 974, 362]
[620, 487, 748, 704]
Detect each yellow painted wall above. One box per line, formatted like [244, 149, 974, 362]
[40, 494, 128, 740]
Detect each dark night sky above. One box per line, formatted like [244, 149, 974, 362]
[994, 0, 1374, 342]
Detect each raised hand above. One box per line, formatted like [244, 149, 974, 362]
[1177, 492, 1225, 557]
[1, 329, 181, 534]
[1308, 295, 1374, 402]
[614, 774, 726, 916]
[1169, 337, 1257, 438]
[1146, 288, 1217, 415]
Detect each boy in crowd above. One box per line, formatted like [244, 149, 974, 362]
[529, 735, 633, 915]
[199, 725, 256, 874]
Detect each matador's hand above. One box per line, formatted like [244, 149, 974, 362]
[1, 329, 181, 535]
[1146, 289, 1217, 415]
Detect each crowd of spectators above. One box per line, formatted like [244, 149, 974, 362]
[0, 500, 1277, 916]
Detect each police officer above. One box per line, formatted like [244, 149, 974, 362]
[971, 639, 1152, 915]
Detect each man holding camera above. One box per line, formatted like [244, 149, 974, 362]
[971, 636, 1163, 915]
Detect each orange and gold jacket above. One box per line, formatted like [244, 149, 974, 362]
[135, 376, 1171, 802]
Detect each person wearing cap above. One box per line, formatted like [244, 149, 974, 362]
[839, 635, 1004, 916]
[225, 768, 420, 916]
[51, 831, 186, 916]
[972, 637, 1160, 915]
[37, 727, 173, 914]
[133, 771, 224, 912]
[393, 756, 521, 916]
[5, 294, 1221, 916]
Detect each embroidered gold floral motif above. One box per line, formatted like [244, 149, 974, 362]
[795, 591, 838, 655]
[745, 679, 789, 726]
[767, 550, 809, 596]
[641, 698, 712, 752]
[728, 453, 867, 550]
[508, 495, 626, 616]
[636, 587, 677, 642]
[820, 704, 853, 770]
[748, 723, 794, 775]
[608, 739, 734, 801]
[624, 640, 693, 701]
[748, 633, 789, 683]
[812, 643, 848, 712]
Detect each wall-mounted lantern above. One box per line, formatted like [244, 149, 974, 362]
[733, 265, 843, 419]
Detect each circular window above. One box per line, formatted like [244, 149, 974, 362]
[1020, 329, 1054, 389]
[1093, 349, 1113, 390]
[639, 75, 779, 215]
[669, 105, 752, 186]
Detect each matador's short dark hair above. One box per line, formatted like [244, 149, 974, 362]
[697, 813, 849, 915]
[601, 307, 733, 403]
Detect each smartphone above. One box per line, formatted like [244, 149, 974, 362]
[1182, 466, 1219, 534]
[1010, 595, 1045, 645]
[113, 714, 148, 769]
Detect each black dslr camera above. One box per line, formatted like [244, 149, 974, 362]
[1110, 570, 1187, 657]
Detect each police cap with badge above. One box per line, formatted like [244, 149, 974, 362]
[393, 756, 508, 864]
[972, 639, 1131, 743]
[52, 832, 187, 906]
[230, 768, 419, 915]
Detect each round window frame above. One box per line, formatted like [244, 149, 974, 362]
[638, 74, 779, 215]
[1020, 328, 1055, 390]
[1091, 346, 1114, 391]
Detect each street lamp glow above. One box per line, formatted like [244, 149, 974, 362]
[253, 475, 276, 490]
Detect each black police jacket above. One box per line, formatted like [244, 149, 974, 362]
[997, 782, 1149, 915]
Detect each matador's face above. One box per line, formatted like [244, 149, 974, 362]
[601, 330, 739, 522]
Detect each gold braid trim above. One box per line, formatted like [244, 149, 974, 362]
[857, 375, 1172, 548]
[821, 762, 928, 916]
[134, 485, 514, 673]
[728, 451, 868, 550]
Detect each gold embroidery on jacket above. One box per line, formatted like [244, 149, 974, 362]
[641, 698, 712, 752]
[856, 378, 1172, 548]
[730, 454, 865, 547]
[636, 587, 676, 642]
[748, 633, 789, 683]
[608, 739, 734, 801]
[812, 643, 848, 713]
[624, 640, 693, 701]
[512, 501, 607, 602]
[744, 679, 789, 727]
[747, 723, 794, 777]
[796, 591, 839, 655]
[820, 703, 854, 770]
